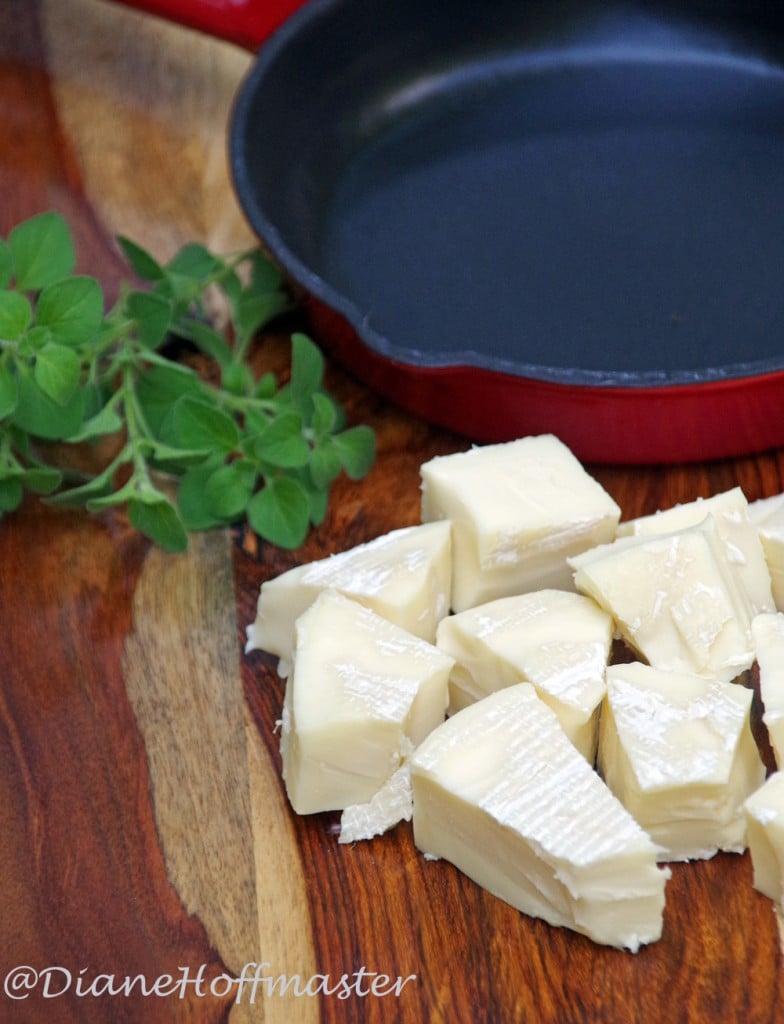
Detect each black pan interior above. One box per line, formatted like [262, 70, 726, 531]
[231, 0, 784, 385]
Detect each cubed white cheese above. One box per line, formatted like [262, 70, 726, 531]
[436, 589, 612, 760]
[420, 435, 620, 611]
[749, 493, 784, 612]
[571, 516, 757, 683]
[617, 488, 774, 618]
[246, 521, 452, 673]
[598, 662, 765, 862]
[280, 590, 453, 815]
[751, 612, 784, 769]
[743, 771, 784, 906]
[410, 683, 669, 951]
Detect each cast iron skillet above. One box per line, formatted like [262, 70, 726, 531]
[115, 0, 784, 463]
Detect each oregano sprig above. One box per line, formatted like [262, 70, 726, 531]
[0, 211, 375, 551]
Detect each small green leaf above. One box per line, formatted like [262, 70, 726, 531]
[0, 291, 32, 339]
[176, 457, 224, 530]
[0, 240, 13, 289]
[309, 442, 342, 488]
[254, 372, 277, 400]
[22, 464, 62, 495]
[332, 425, 376, 480]
[250, 411, 309, 468]
[167, 242, 223, 281]
[12, 372, 84, 439]
[9, 211, 75, 290]
[134, 363, 202, 436]
[68, 399, 124, 442]
[311, 391, 338, 437]
[33, 343, 81, 405]
[0, 364, 18, 418]
[117, 236, 165, 281]
[235, 289, 288, 342]
[221, 362, 254, 397]
[128, 494, 189, 553]
[0, 476, 23, 512]
[126, 290, 172, 349]
[168, 393, 240, 452]
[48, 469, 117, 508]
[306, 481, 329, 527]
[246, 476, 310, 549]
[35, 276, 104, 345]
[289, 333, 324, 406]
[205, 462, 255, 520]
[248, 250, 283, 293]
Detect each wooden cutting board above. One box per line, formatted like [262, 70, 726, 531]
[1, 2, 784, 1021]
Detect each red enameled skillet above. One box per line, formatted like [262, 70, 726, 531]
[112, 0, 784, 464]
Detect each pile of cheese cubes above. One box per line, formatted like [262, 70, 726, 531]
[245, 434, 784, 952]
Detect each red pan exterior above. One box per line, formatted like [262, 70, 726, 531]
[307, 297, 784, 465]
[105, 0, 307, 49]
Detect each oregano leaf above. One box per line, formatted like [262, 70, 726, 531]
[128, 494, 189, 553]
[9, 211, 75, 290]
[117, 236, 165, 281]
[0, 364, 18, 418]
[0, 291, 32, 339]
[332, 425, 376, 480]
[246, 476, 310, 549]
[33, 343, 81, 405]
[35, 276, 104, 345]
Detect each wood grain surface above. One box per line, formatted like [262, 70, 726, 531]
[1, 2, 783, 1021]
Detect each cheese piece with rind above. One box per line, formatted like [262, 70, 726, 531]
[436, 589, 612, 760]
[571, 516, 756, 683]
[420, 435, 620, 611]
[751, 611, 784, 769]
[749, 493, 784, 612]
[280, 590, 453, 815]
[617, 488, 774, 618]
[744, 771, 784, 906]
[410, 683, 668, 952]
[599, 662, 765, 861]
[246, 521, 452, 673]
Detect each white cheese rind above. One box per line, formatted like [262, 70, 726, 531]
[751, 612, 784, 769]
[245, 521, 452, 670]
[280, 591, 453, 815]
[571, 517, 757, 683]
[598, 662, 765, 861]
[420, 435, 620, 611]
[436, 589, 612, 760]
[338, 760, 413, 844]
[743, 771, 784, 905]
[410, 684, 668, 951]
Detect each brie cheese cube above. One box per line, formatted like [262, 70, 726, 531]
[436, 589, 612, 760]
[598, 663, 765, 862]
[743, 771, 784, 905]
[410, 684, 668, 952]
[246, 521, 451, 672]
[420, 435, 620, 612]
[751, 612, 784, 769]
[617, 488, 774, 618]
[280, 590, 453, 815]
[571, 516, 756, 683]
[749, 493, 784, 611]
